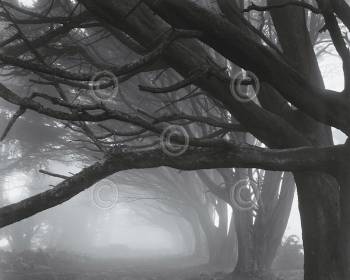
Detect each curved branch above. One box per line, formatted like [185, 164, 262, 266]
[0, 143, 341, 228]
[143, 0, 350, 135]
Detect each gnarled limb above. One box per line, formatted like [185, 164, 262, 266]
[143, 0, 350, 134]
[0, 144, 342, 228]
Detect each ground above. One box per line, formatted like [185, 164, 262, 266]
[0, 251, 303, 280]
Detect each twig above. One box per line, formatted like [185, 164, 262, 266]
[39, 169, 70, 180]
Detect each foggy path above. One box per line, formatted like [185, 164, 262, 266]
[0, 250, 229, 280]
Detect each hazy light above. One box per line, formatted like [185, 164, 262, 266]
[213, 209, 219, 228]
[18, 0, 36, 7]
[0, 238, 9, 249]
[4, 173, 28, 203]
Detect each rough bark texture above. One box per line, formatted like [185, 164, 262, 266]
[267, 2, 340, 278]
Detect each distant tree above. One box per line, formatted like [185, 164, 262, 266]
[273, 235, 304, 271]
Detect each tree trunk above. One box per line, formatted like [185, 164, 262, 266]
[193, 203, 222, 266]
[335, 159, 350, 279]
[266, 2, 341, 279]
[213, 201, 229, 268]
[185, 208, 206, 258]
[221, 213, 238, 271]
[253, 172, 295, 272]
[234, 209, 254, 274]
[294, 173, 339, 280]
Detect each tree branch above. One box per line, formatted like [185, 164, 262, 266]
[243, 2, 321, 14]
[0, 144, 342, 228]
[143, 0, 350, 135]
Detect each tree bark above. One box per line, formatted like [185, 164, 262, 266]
[335, 157, 350, 279]
[294, 173, 339, 280]
[253, 172, 294, 272]
[267, 3, 341, 278]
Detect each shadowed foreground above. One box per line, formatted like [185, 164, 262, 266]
[0, 251, 303, 280]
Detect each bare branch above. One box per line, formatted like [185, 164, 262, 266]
[0, 143, 342, 227]
[39, 169, 70, 180]
[243, 2, 321, 14]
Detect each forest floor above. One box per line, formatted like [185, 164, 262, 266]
[274, 270, 303, 280]
[0, 250, 225, 280]
[0, 251, 303, 280]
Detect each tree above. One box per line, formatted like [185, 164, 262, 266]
[0, 0, 349, 279]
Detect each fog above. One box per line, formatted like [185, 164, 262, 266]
[1, 165, 202, 259]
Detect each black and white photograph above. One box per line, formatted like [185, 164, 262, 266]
[0, 0, 349, 279]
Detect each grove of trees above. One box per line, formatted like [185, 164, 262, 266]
[0, 0, 349, 279]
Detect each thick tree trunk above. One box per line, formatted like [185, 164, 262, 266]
[215, 2, 341, 278]
[336, 160, 350, 279]
[294, 173, 339, 280]
[226, 168, 254, 276]
[266, 2, 341, 279]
